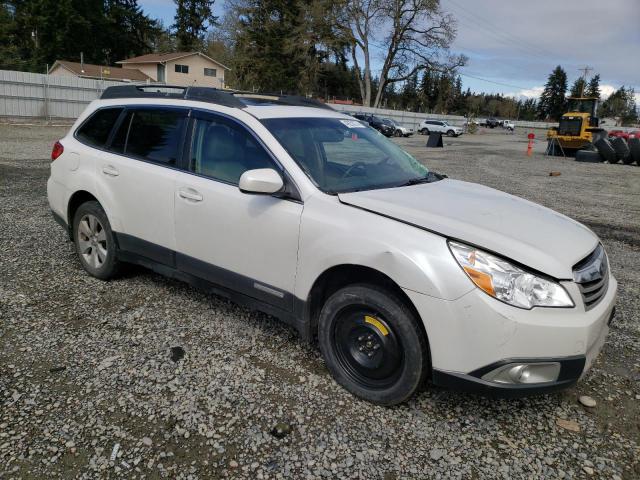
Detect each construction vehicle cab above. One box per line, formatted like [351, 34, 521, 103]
[547, 97, 606, 154]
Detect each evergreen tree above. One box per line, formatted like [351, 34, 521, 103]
[569, 77, 586, 97]
[537, 65, 567, 120]
[173, 0, 215, 51]
[0, 1, 21, 69]
[600, 86, 638, 126]
[585, 74, 601, 99]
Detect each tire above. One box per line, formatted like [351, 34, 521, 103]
[611, 137, 632, 164]
[594, 137, 617, 163]
[420, 128, 430, 136]
[394, 129, 402, 137]
[73, 201, 121, 280]
[629, 137, 640, 165]
[318, 284, 429, 406]
[446, 129, 455, 137]
[575, 150, 603, 163]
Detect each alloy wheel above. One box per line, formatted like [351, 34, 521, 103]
[77, 214, 108, 269]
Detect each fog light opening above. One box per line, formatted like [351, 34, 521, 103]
[482, 362, 561, 385]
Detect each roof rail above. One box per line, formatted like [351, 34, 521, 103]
[100, 84, 334, 111]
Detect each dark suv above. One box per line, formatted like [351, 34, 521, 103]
[353, 113, 395, 137]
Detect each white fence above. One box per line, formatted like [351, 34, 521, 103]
[0, 69, 122, 120]
[330, 103, 559, 130]
[0, 68, 559, 129]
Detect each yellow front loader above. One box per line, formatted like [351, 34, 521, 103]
[546, 97, 607, 155]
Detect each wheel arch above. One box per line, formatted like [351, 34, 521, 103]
[302, 264, 430, 352]
[66, 190, 103, 240]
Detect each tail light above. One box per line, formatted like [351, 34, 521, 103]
[51, 141, 64, 161]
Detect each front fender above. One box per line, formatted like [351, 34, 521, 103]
[295, 195, 474, 302]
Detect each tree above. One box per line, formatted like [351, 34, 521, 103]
[600, 86, 638, 126]
[173, 0, 216, 51]
[537, 65, 567, 120]
[342, 0, 466, 107]
[5, 0, 159, 71]
[569, 77, 586, 97]
[585, 73, 601, 99]
[0, 1, 21, 70]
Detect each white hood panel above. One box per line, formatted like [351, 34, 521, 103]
[338, 179, 598, 279]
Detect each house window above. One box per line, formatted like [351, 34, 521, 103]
[175, 64, 189, 74]
[204, 68, 217, 77]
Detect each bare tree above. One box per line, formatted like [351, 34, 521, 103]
[343, 0, 466, 108]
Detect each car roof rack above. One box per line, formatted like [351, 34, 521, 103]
[100, 85, 334, 111]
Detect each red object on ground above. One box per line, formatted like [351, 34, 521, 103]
[528, 133, 535, 140]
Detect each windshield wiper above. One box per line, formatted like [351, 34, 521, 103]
[396, 171, 443, 187]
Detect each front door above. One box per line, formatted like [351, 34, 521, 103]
[157, 64, 166, 83]
[174, 111, 303, 311]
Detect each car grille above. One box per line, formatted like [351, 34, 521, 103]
[573, 244, 609, 310]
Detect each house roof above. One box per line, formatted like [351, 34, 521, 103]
[117, 51, 230, 70]
[50, 60, 151, 81]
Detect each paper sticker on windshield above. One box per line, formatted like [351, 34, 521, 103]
[340, 119, 366, 129]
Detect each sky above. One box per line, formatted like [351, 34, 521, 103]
[138, 0, 640, 102]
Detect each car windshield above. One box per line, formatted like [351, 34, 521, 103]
[262, 117, 430, 193]
[384, 118, 397, 126]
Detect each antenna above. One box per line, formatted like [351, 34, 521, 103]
[578, 66, 593, 96]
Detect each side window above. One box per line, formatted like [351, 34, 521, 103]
[175, 64, 189, 74]
[76, 108, 123, 147]
[189, 116, 275, 184]
[118, 109, 187, 165]
[204, 68, 216, 77]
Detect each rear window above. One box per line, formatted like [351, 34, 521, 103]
[76, 108, 123, 147]
[111, 109, 187, 165]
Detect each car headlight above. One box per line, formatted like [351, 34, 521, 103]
[448, 241, 574, 309]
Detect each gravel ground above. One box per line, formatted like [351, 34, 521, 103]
[1, 124, 639, 479]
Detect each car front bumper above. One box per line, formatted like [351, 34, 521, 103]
[404, 274, 617, 396]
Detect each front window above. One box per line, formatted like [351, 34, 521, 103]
[175, 64, 189, 74]
[262, 117, 430, 193]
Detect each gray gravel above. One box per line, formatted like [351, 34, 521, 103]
[1, 124, 639, 479]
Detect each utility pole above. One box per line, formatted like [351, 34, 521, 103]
[578, 66, 593, 96]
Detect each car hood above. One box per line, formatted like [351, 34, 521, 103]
[338, 179, 598, 279]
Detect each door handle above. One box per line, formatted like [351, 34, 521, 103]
[178, 188, 203, 202]
[102, 165, 119, 177]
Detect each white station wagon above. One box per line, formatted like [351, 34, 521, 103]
[48, 85, 617, 405]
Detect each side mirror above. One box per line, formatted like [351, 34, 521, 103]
[239, 168, 284, 195]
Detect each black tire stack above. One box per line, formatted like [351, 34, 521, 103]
[629, 137, 640, 166]
[611, 137, 632, 164]
[594, 137, 617, 163]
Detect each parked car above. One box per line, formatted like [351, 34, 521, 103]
[48, 85, 617, 405]
[503, 120, 516, 131]
[382, 118, 414, 137]
[485, 118, 500, 128]
[353, 113, 395, 136]
[608, 129, 640, 140]
[418, 119, 463, 137]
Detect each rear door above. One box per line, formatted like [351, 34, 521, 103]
[173, 111, 303, 311]
[96, 106, 188, 264]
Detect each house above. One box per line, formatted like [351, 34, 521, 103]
[117, 52, 229, 88]
[48, 60, 151, 82]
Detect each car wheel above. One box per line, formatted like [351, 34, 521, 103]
[422, 128, 430, 136]
[628, 137, 640, 165]
[318, 283, 429, 405]
[611, 137, 632, 164]
[394, 129, 402, 137]
[446, 130, 455, 137]
[73, 201, 121, 280]
[594, 137, 618, 163]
